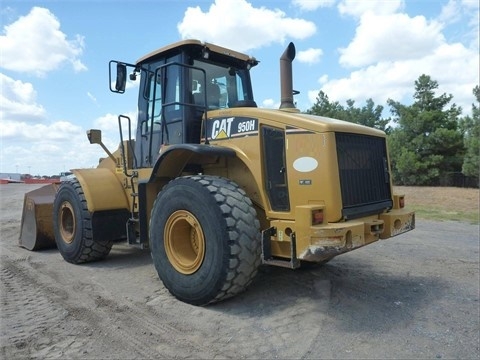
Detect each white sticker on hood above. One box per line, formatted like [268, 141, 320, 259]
[293, 157, 318, 172]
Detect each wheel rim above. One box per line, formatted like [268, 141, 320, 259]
[59, 201, 75, 244]
[164, 210, 205, 275]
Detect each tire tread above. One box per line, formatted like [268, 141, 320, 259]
[186, 175, 261, 303]
[150, 175, 261, 305]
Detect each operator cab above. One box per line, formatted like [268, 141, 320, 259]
[112, 40, 259, 169]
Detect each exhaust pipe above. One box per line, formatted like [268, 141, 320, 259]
[280, 42, 296, 110]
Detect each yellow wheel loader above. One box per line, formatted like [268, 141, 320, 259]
[20, 40, 414, 305]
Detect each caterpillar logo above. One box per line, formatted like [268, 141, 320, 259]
[206, 117, 258, 141]
[212, 117, 233, 139]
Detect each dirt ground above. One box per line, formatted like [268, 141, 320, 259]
[1, 184, 479, 359]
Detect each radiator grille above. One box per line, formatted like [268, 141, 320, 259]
[336, 133, 392, 219]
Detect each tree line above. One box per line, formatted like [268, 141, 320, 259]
[306, 75, 479, 187]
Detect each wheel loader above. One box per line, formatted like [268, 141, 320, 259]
[19, 39, 415, 305]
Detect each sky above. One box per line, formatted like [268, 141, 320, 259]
[1, 0, 479, 176]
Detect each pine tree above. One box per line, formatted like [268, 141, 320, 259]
[460, 86, 480, 184]
[307, 91, 389, 132]
[387, 75, 464, 185]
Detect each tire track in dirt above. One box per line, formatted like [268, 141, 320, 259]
[84, 291, 225, 359]
[144, 266, 333, 359]
[0, 256, 72, 358]
[0, 252, 224, 359]
[2, 184, 479, 359]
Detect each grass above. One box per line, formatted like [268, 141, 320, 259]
[406, 204, 479, 224]
[394, 186, 479, 224]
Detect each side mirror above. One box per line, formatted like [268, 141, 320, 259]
[115, 63, 127, 93]
[109, 60, 137, 93]
[87, 129, 102, 144]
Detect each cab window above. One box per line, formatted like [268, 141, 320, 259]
[145, 72, 162, 134]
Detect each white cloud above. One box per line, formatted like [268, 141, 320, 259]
[461, 0, 480, 7]
[1, 120, 82, 141]
[297, 48, 323, 64]
[439, 0, 480, 24]
[0, 73, 46, 123]
[338, 0, 404, 17]
[0, 117, 121, 175]
[262, 98, 279, 108]
[177, 0, 316, 52]
[307, 2, 479, 117]
[0, 118, 103, 175]
[309, 41, 478, 116]
[292, 0, 336, 11]
[0, 75, 131, 175]
[0, 66, 99, 175]
[87, 92, 97, 104]
[339, 12, 444, 68]
[439, 0, 462, 24]
[318, 74, 329, 84]
[94, 113, 121, 133]
[93, 112, 138, 149]
[0, 7, 87, 76]
[439, 0, 479, 49]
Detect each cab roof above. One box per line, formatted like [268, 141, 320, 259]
[136, 39, 258, 67]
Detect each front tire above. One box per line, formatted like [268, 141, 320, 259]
[53, 180, 112, 263]
[149, 175, 261, 305]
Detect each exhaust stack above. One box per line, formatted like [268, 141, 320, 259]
[280, 42, 296, 110]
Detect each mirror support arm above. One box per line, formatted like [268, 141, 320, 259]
[87, 129, 116, 163]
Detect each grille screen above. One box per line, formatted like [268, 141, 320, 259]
[336, 133, 392, 219]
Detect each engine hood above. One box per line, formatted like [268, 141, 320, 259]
[207, 107, 387, 138]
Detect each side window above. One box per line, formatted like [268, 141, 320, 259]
[167, 66, 180, 110]
[165, 66, 180, 112]
[145, 72, 162, 134]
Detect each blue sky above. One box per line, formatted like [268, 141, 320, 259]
[1, 0, 479, 176]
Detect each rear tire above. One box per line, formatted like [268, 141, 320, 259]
[53, 180, 112, 264]
[149, 175, 261, 305]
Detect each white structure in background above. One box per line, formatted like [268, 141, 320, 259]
[0, 173, 22, 182]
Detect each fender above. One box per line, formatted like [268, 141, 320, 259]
[138, 143, 237, 245]
[147, 143, 237, 182]
[72, 168, 129, 212]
